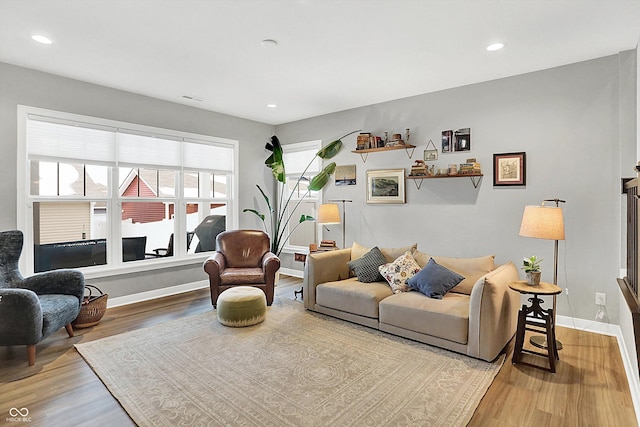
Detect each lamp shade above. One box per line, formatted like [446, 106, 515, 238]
[519, 205, 565, 241]
[317, 203, 340, 224]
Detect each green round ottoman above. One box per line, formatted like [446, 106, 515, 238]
[216, 286, 267, 327]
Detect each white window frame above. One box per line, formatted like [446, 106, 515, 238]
[281, 140, 322, 253]
[17, 105, 239, 278]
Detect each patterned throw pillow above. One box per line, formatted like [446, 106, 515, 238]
[378, 251, 421, 293]
[407, 257, 466, 299]
[347, 246, 387, 283]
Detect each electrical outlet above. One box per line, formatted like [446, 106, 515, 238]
[565, 287, 569, 296]
[596, 292, 606, 306]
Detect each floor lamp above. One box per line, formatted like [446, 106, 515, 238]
[519, 198, 566, 350]
[317, 203, 340, 246]
[328, 199, 352, 249]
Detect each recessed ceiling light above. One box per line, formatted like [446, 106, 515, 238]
[261, 39, 278, 47]
[486, 43, 505, 52]
[31, 34, 53, 45]
[266, 104, 277, 108]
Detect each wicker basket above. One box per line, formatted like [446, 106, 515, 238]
[72, 285, 108, 328]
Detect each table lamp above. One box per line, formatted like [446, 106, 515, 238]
[519, 198, 566, 349]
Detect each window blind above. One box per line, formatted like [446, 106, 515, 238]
[27, 118, 116, 165]
[183, 139, 234, 172]
[283, 144, 320, 175]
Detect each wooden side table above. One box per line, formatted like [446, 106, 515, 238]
[509, 280, 562, 373]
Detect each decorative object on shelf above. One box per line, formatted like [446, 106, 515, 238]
[448, 164, 458, 175]
[243, 131, 359, 257]
[356, 132, 381, 150]
[454, 128, 471, 152]
[442, 130, 453, 153]
[519, 198, 566, 350]
[409, 160, 428, 176]
[366, 169, 406, 204]
[335, 164, 356, 186]
[424, 139, 438, 161]
[521, 255, 542, 286]
[405, 128, 410, 145]
[493, 152, 526, 186]
[459, 158, 482, 175]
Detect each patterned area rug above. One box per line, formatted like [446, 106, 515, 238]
[75, 298, 504, 426]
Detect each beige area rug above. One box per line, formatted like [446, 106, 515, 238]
[75, 298, 504, 426]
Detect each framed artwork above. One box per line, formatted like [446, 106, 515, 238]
[454, 128, 471, 152]
[442, 130, 453, 153]
[424, 139, 438, 161]
[366, 169, 405, 204]
[493, 152, 526, 186]
[335, 164, 356, 186]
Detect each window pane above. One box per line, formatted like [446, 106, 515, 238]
[30, 161, 57, 196]
[214, 174, 228, 198]
[184, 171, 199, 198]
[188, 203, 226, 253]
[286, 175, 318, 199]
[158, 170, 175, 197]
[122, 201, 173, 259]
[33, 201, 108, 272]
[287, 201, 316, 247]
[85, 165, 109, 197]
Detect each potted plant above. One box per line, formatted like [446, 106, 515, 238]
[244, 131, 359, 257]
[522, 255, 542, 286]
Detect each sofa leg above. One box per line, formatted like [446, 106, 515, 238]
[65, 323, 74, 337]
[27, 345, 36, 366]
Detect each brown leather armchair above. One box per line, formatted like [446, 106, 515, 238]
[203, 230, 280, 307]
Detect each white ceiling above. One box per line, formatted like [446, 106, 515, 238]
[1, 0, 640, 125]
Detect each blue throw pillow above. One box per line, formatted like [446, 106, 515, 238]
[407, 258, 465, 299]
[347, 246, 387, 283]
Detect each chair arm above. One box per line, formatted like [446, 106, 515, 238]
[203, 252, 226, 286]
[303, 248, 352, 309]
[467, 262, 521, 361]
[261, 251, 281, 276]
[21, 269, 85, 304]
[0, 289, 43, 345]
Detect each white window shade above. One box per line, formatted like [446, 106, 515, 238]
[27, 118, 116, 165]
[118, 133, 182, 169]
[283, 148, 319, 175]
[183, 140, 234, 172]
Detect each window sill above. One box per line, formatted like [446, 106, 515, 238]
[81, 253, 213, 280]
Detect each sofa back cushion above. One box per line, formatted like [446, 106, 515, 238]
[351, 241, 418, 263]
[413, 251, 495, 295]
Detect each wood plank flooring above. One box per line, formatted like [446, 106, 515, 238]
[0, 275, 637, 426]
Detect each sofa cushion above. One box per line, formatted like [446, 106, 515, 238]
[407, 258, 465, 299]
[378, 251, 421, 293]
[316, 277, 393, 318]
[347, 246, 387, 283]
[413, 252, 495, 295]
[351, 241, 418, 263]
[379, 291, 470, 344]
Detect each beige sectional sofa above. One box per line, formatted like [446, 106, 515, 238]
[303, 243, 521, 362]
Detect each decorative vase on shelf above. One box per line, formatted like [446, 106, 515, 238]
[526, 271, 541, 286]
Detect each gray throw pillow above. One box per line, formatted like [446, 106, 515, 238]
[348, 246, 387, 283]
[407, 257, 465, 299]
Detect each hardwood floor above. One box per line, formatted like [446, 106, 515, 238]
[1, 275, 637, 426]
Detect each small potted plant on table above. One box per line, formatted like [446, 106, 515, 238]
[522, 255, 542, 286]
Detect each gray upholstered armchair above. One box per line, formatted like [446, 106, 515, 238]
[203, 230, 280, 308]
[0, 230, 85, 366]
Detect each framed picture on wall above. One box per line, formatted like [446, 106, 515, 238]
[366, 169, 405, 204]
[493, 152, 526, 186]
[335, 164, 356, 186]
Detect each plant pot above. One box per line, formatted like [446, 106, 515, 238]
[526, 271, 541, 286]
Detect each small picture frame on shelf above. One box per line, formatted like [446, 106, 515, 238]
[493, 152, 526, 186]
[366, 169, 405, 204]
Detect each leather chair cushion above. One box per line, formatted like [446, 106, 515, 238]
[220, 268, 266, 285]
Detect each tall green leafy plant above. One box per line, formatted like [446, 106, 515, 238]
[244, 131, 359, 256]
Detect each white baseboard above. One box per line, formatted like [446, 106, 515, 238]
[107, 280, 209, 308]
[558, 315, 640, 421]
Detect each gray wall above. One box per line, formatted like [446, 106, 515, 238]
[274, 53, 636, 324]
[0, 62, 274, 297]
